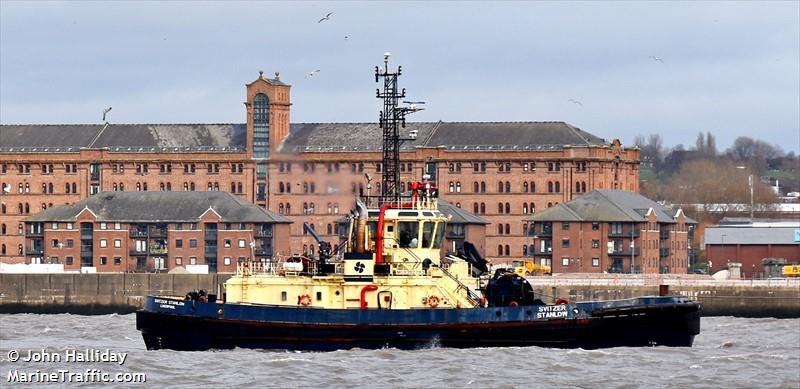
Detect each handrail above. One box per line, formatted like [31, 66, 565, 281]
[438, 264, 481, 305]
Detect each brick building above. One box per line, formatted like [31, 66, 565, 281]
[21, 191, 290, 273]
[529, 190, 695, 274]
[1, 70, 640, 265]
[704, 220, 800, 279]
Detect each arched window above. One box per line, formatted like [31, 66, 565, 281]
[303, 202, 309, 214]
[529, 203, 535, 214]
[190, 182, 195, 191]
[253, 93, 270, 159]
[505, 181, 511, 193]
[547, 202, 553, 208]
[505, 203, 510, 214]
[207, 182, 212, 191]
[41, 203, 47, 210]
[523, 182, 529, 192]
[327, 224, 333, 235]
[449, 182, 454, 193]
[18, 244, 23, 255]
[160, 183, 166, 191]
[581, 182, 586, 192]
[547, 181, 553, 193]
[505, 245, 510, 256]
[555, 181, 561, 193]
[42, 183, 47, 193]
[0, 203, 4, 214]
[530, 182, 535, 193]
[279, 203, 284, 214]
[498, 224, 503, 234]
[480, 182, 486, 192]
[113, 183, 118, 191]
[119, 183, 124, 191]
[167, 183, 172, 191]
[1, 224, 5, 234]
[523, 203, 528, 214]
[17, 203, 23, 214]
[473, 203, 479, 214]
[333, 203, 339, 214]
[24, 203, 29, 214]
[575, 180, 581, 192]
[286, 203, 291, 214]
[230, 182, 235, 192]
[498, 182, 503, 192]
[473, 182, 479, 192]
[498, 245, 503, 256]
[65, 183, 71, 193]
[1, 244, 5, 255]
[522, 245, 527, 256]
[505, 162, 511, 171]
[498, 203, 504, 214]
[456, 182, 461, 193]
[72, 183, 77, 193]
[184, 182, 189, 191]
[309, 203, 315, 214]
[480, 203, 486, 214]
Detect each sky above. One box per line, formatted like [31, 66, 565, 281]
[1, 1, 798, 153]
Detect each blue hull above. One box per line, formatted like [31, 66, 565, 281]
[136, 296, 701, 351]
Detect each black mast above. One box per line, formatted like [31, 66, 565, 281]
[375, 52, 421, 204]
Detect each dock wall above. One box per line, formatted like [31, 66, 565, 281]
[0, 273, 798, 317]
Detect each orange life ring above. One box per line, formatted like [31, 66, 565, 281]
[298, 294, 312, 306]
[428, 296, 441, 308]
[555, 297, 569, 305]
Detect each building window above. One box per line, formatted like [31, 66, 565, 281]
[592, 258, 600, 267]
[562, 222, 569, 230]
[100, 239, 107, 248]
[592, 222, 599, 231]
[175, 239, 183, 248]
[114, 256, 121, 265]
[114, 239, 121, 248]
[189, 239, 197, 248]
[224, 239, 231, 248]
[189, 256, 197, 265]
[224, 257, 231, 266]
[66, 256, 73, 265]
[562, 239, 570, 248]
[253, 93, 270, 159]
[175, 257, 182, 265]
[592, 239, 600, 249]
[562, 257, 569, 266]
[100, 256, 107, 265]
[238, 239, 246, 248]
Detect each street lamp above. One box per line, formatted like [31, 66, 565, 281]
[736, 166, 754, 220]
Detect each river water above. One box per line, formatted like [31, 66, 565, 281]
[1, 314, 798, 388]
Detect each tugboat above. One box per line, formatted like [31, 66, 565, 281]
[136, 55, 701, 351]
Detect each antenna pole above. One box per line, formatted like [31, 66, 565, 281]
[375, 53, 411, 204]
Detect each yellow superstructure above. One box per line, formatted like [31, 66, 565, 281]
[225, 201, 483, 310]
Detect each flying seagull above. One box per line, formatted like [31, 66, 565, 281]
[102, 106, 112, 121]
[305, 69, 321, 79]
[649, 55, 664, 63]
[568, 99, 583, 106]
[318, 12, 333, 23]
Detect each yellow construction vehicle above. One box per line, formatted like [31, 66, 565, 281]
[782, 264, 800, 277]
[511, 260, 551, 276]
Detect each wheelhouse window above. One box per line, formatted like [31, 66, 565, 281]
[397, 222, 419, 248]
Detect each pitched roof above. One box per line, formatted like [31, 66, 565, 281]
[705, 225, 800, 245]
[437, 200, 489, 225]
[2, 121, 609, 153]
[426, 122, 606, 150]
[281, 122, 437, 153]
[24, 191, 290, 223]
[532, 190, 696, 224]
[1, 124, 246, 153]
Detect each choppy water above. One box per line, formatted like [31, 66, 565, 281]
[1, 314, 798, 388]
